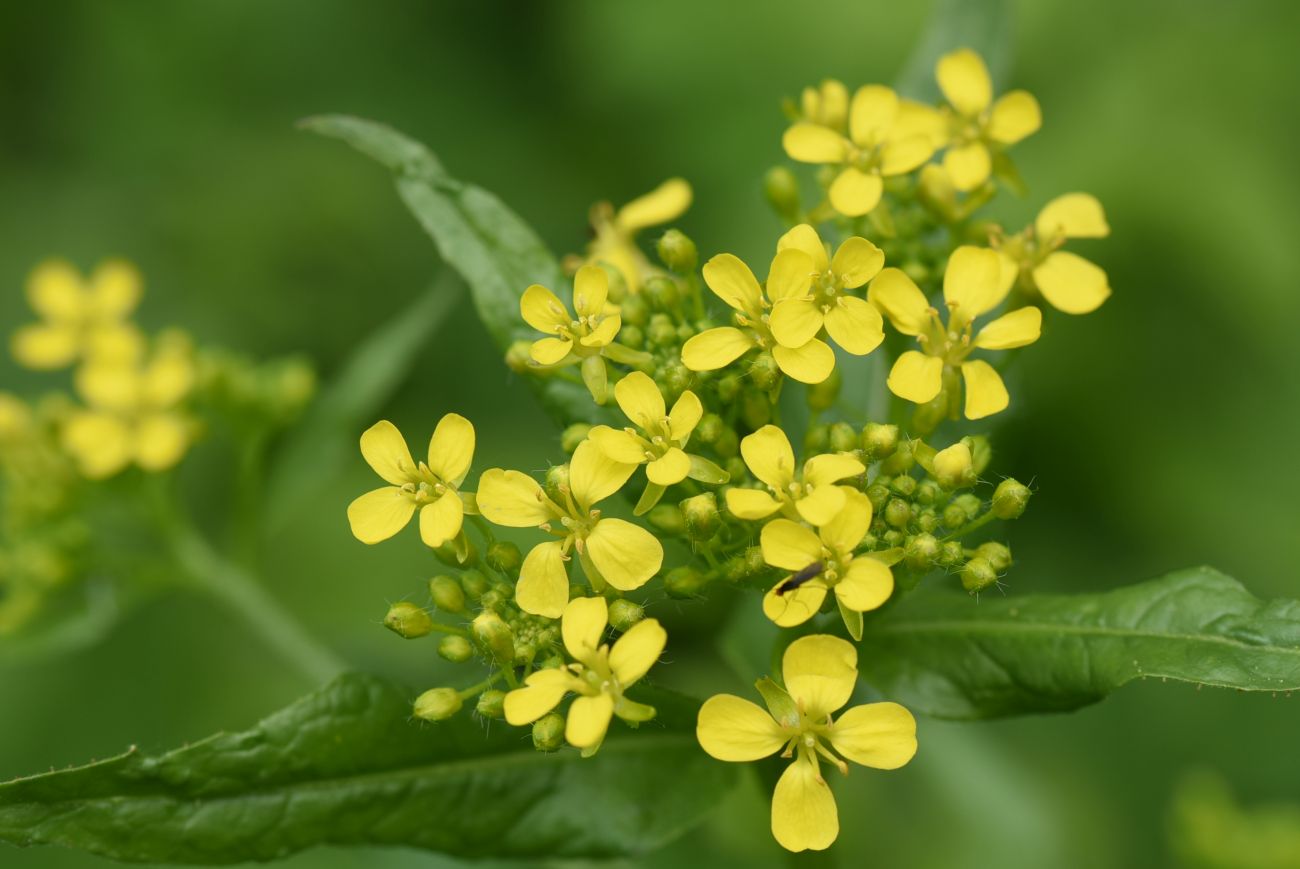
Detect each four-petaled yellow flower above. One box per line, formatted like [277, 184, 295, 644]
[783, 84, 936, 216]
[795, 79, 849, 132]
[682, 250, 835, 384]
[934, 48, 1042, 191]
[11, 259, 144, 370]
[587, 371, 728, 514]
[61, 330, 195, 479]
[726, 425, 864, 526]
[582, 178, 692, 293]
[994, 193, 1112, 314]
[697, 635, 917, 852]
[505, 595, 667, 754]
[346, 414, 477, 552]
[760, 489, 894, 639]
[477, 440, 662, 618]
[868, 246, 1041, 420]
[769, 224, 887, 356]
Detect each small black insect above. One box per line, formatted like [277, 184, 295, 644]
[775, 561, 824, 596]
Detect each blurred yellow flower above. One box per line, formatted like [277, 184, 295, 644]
[477, 439, 662, 618]
[697, 635, 917, 852]
[725, 425, 863, 525]
[869, 245, 1041, 419]
[582, 178, 692, 293]
[504, 595, 666, 753]
[934, 48, 1041, 191]
[10, 259, 144, 370]
[994, 193, 1112, 314]
[795, 79, 849, 132]
[346, 414, 476, 551]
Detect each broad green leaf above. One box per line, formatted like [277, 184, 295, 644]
[895, 0, 1014, 100]
[0, 672, 735, 863]
[299, 115, 608, 427]
[858, 566, 1300, 720]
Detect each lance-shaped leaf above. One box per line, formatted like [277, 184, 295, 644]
[858, 566, 1300, 720]
[0, 673, 735, 863]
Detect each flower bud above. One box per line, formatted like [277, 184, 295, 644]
[560, 424, 591, 454]
[828, 422, 859, 454]
[429, 575, 466, 612]
[807, 366, 841, 412]
[804, 424, 829, 454]
[682, 492, 720, 542]
[544, 464, 570, 504]
[619, 325, 645, 349]
[952, 494, 982, 522]
[486, 541, 523, 578]
[751, 353, 780, 390]
[644, 276, 680, 312]
[905, 533, 941, 573]
[966, 435, 993, 475]
[713, 427, 739, 459]
[890, 475, 917, 498]
[665, 565, 706, 598]
[992, 478, 1031, 519]
[882, 529, 904, 548]
[648, 313, 677, 348]
[695, 413, 725, 445]
[476, 689, 505, 719]
[620, 292, 650, 327]
[479, 588, 507, 612]
[437, 634, 474, 663]
[939, 540, 964, 566]
[915, 479, 943, 506]
[505, 340, 536, 375]
[976, 541, 1013, 572]
[433, 537, 477, 568]
[724, 456, 747, 482]
[472, 610, 515, 664]
[413, 687, 462, 722]
[866, 482, 890, 512]
[961, 557, 998, 593]
[657, 229, 698, 274]
[659, 362, 692, 401]
[764, 166, 801, 221]
[884, 498, 912, 529]
[933, 442, 976, 490]
[741, 390, 771, 430]
[717, 374, 741, 403]
[608, 599, 645, 631]
[647, 503, 685, 535]
[459, 569, 489, 601]
[861, 423, 899, 461]
[915, 508, 939, 533]
[384, 602, 434, 639]
[879, 437, 914, 474]
[533, 711, 565, 752]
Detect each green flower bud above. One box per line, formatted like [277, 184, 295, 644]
[695, 413, 725, 445]
[433, 537, 477, 568]
[741, 390, 771, 430]
[479, 588, 506, 612]
[713, 427, 739, 459]
[952, 494, 982, 522]
[966, 435, 993, 475]
[717, 374, 742, 403]
[890, 475, 917, 498]
[724, 456, 747, 482]
[992, 478, 1031, 519]
[915, 508, 939, 533]
[976, 541, 1013, 572]
[829, 422, 859, 454]
[682, 492, 720, 542]
[807, 366, 841, 412]
[905, 533, 941, 573]
[804, 424, 829, 454]
[437, 634, 474, 663]
[915, 479, 943, 506]
[472, 610, 515, 664]
[608, 599, 645, 631]
[941, 503, 967, 529]
[866, 482, 891, 512]
[459, 569, 489, 601]
[428, 575, 466, 613]
[751, 353, 780, 390]
[879, 438, 914, 474]
[533, 711, 565, 752]
[939, 540, 964, 566]
[476, 689, 505, 719]
[657, 229, 698, 274]
[619, 324, 645, 350]
[413, 687, 462, 722]
[544, 464, 570, 504]
[620, 293, 650, 327]
[560, 424, 591, 454]
[884, 498, 912, 529]
[505, 340, 536, 375]
[665, 565, 707, 598]
[676, 323, 696, 343]
[486, 541, 523, 578]
[648, 313, 677, 348]
[882, 529, 904, 548]
[384, 602, 434, 639]
[961, 557, 999, 593]
[933, 442, 976, 490]
[644, 276, 680, 311]
[862, 423, 899, 461]
[764, 165, 801, 220]
[647, 503, 686, 535]
[660, 362, 692, 401]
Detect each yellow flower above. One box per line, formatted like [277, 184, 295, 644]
[346, 414, 477, 552]
[504, 596, 667, 754]
[768, 224, 887, 356]
[696, 635, 917, 852]
[10, 259, 144, 370]
[61, 330, 195, 479]
[760, 489, 893, 639]
[795, 79, 849, 132]
[868, 246, 1041, 420]
[582, 178, 692, 293]
[782, 84, 936, 216]
[681, 250, 836, 384]
[477, 439, 663, 618]
[587, 371, 729, 514]
[934, 48, 1041, 191]
[725, 425, 864, 525]
[0, 393, 32, 441]
[994, 193, 1112, 314]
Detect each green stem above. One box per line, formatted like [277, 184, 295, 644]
[457, 670, 505, 700]
[942, 508, 998, 542]
[428, 621, 470, 638]
[468, 514, 497, 547]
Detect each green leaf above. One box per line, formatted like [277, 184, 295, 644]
[0, 672, 735, 863]
[895, 0, 1015, 100]
[858, 566, 1300, 720]
[299, 115, 609, 427]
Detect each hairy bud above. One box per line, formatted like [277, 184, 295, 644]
[413, 687, 462, 722]
[437, 634, 474, 663]
[657, 229, 698, 274]
[384, 602, 434, 639]
[992, 478, 1031, 519]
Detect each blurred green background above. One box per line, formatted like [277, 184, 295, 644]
[2, 1, 1298, 867]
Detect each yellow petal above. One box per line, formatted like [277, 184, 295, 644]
[777, 224, 829, 273]
[996, 250, 1019, 296]
[772, 339, 835, 384]
[26, 259, 86, 322]
[880, 135, 934, 176]
[836, 557, 894, 613]
[347, 486, 416, 544]
[803, 453, 865, 487]
[1033, 251, 1111, 314]
[141, 345, 194, 408]
[943, 142, 992, 192]
[867, 268, 929, 335]
[516, 541, 570, 619]
[585, 518, 662, 591]
[418, 492, 464, 548]
[760, 519, 823, 571]
[566, 692, 615, 749]
[936, 47, 992, 116]
[766, 248, 815, 303]
[848, 84, 899, 146]
[504, 669, 573, 725]
[572, 264, 609, 320]
[646, 447, 690, 486]
[987, 90, 1041, 144]
[588, 425, 647, 464]
[134, 413, 189, 471]
[960, 360, 1009, 419]
[894, 99, 949, 147]
[975, 306, 1041, 350]
[740, 425, 796, 490]
[10, 324, 80, 369]
[828, 167, 882, 217]
[795, 484, 847, 526]
[667, 390, 703, 441]
[782, 123, 847, 164]
[614, 178, 692, 232]
[76, 361, 140, 413]
[613, 370, 665, 430]
[529, 336, 574, 365]
[769, 298, 824, 349]
[89, 259, 143, 318]
[819, 489, 872, 553]
[829, 237, 884, 288]
[762, 582, 827, 627]
[609, 617, 666, 686]
[943, 245, 1005, 318]
[562, 595, 609, 660]
[702, 253, 763, 314]
[476, 468, 555, 526]
[359, 420, 416, 485]
[681, 327, 755, 371]
[771, 760, 839, 853]
[824, 297, 884, 355]
[828, 702, 917, 769]
[579, 313, 620, 348]
[569, 439, 636, 509]
[887, 351, 944, 404]
[782, 634, 858, 718]
[725, 487, 783, 520]
[1035, 193, 1109, 240]
[696, 695, 785, 762]
[520, 284, 571, 333]
[426, 412, 475, 485]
